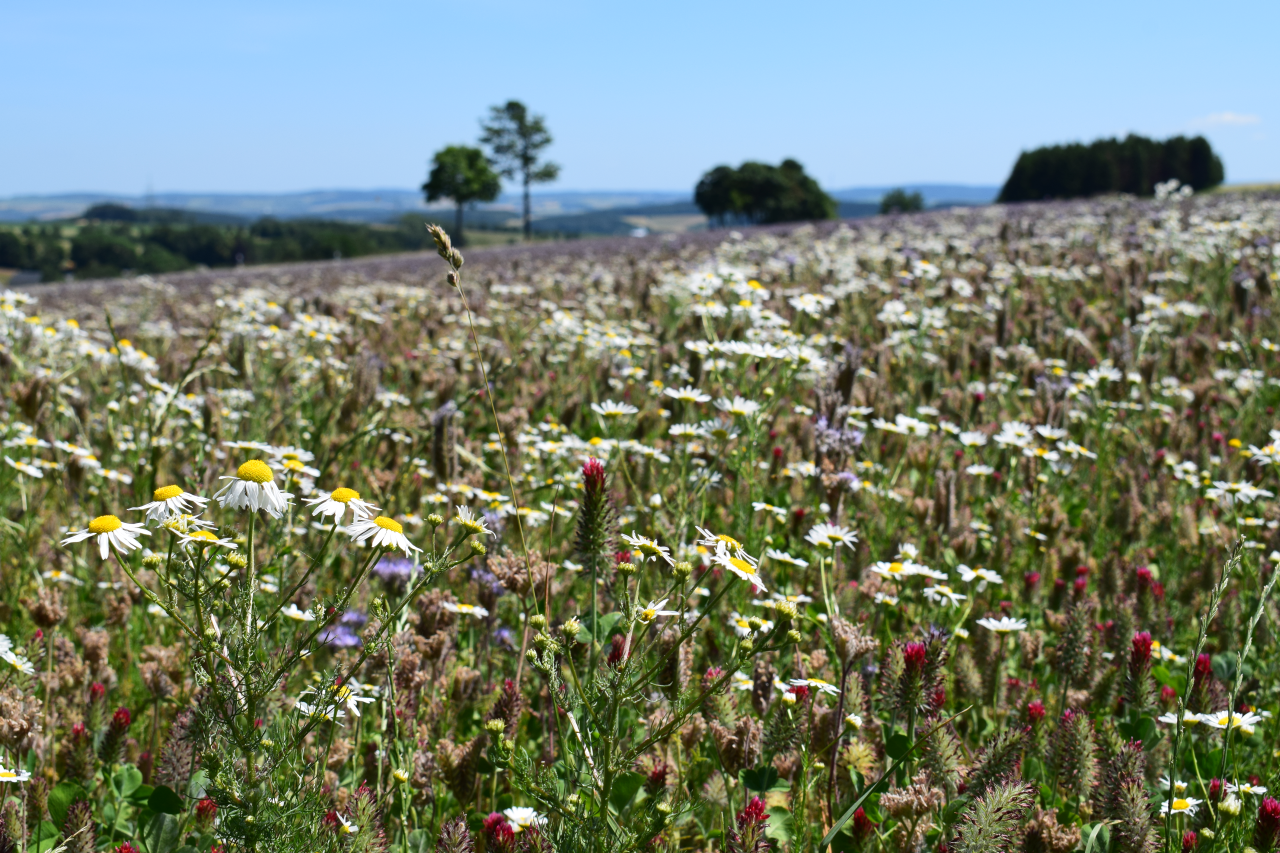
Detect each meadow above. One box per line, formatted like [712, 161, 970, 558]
[0, 190, 1279, 853]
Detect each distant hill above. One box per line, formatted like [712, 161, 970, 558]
[830, 184, 1000, 207]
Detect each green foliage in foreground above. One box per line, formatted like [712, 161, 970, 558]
[0, 195, 1278, 853]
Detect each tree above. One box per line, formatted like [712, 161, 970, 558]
[481, 100, 560, 240]
[422, 145, 501, 244]
[998, 134, 1224, 202]
[880, 188, 924, 214]
[694, 159, 835, 227]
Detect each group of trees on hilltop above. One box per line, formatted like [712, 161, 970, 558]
[999, 134, 1224, 202]
[694, 159, 836, 226]
[423, 100, 558, 243]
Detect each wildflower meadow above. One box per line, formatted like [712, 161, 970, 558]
[2, 192, 1280, 853]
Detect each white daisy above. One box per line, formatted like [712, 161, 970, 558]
[304, 487, 380, 523]
[177, 530, 239, 550]
[347, 516, 421, 556]
[129, 485, 209, 521]
[281, 604, 316, 622]
[453, 505, 496, 539]
[61, 515, 150, 560]
[957, 565, 1004, 591]
[0, 767, 31, 783]
[621, 531, 675, 565]
[805, 522, 859, 551]
[591, 400, 640, 418]
[711, 541, 767, 593]
[637, 598, 679, 624]
[441, 602, 490, 618]
[214, 460, 293, 518]
[664, 385, 711, 403]
[503, 807, 546, 833]
[764, 548, 808, 568]
[790, 677, 840, 696]
[923, 584, 967, 607]
[1227, 781, 1268, 797]
[42, 569, 84, 586]
[976, 616, 1027, 633]
[1160, 797, 1201, 815]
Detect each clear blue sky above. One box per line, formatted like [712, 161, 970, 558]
[4, 0, 1276, 196]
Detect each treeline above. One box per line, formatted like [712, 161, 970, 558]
[695, 159, 836, 226]
[0, 211, 446, 282]
[998, 133, 1224, 202]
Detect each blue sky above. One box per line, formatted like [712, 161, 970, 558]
[4, 0, 1276, 196]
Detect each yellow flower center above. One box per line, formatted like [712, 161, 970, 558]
[0, 771, 16, 779]
[717, 534, 743, 549]
[1172, 799, 1190, 810]
[331, 488, 359, 503]
[187, 531, 218, 541]
[889, 562, 904, 573]
[237, 460, 273, 483]
[729, 558, 756, 576]
[284, 459, 305, 472]
[153, 485, 184, 501]
[374, 516, 403, 533]
[88, 515, 122, 534]
[642, 609, 657, 620]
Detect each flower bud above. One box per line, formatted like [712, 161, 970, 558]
[530, 614, 547, 630]
[470, 540, 487, 556]
[485, 718, 507, 735]
[617, 562, 638, 576]
[774, 600, 798, 619]
[447, 272, 459, 287]
[740, 638, 755, 652]
[427, 513, 444, 527]
[786, 630, 802, 644]
[672, 561, 693, 581]
[525, 649, 538, 664]
[562, 617, 583, 639]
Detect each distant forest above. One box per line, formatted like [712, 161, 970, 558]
[999, 134, 1224, 202]
[0, 205, 453, 282]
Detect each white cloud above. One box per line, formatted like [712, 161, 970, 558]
[1195, 112, 1262, 127]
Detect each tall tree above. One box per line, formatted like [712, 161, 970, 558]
[694, 159, 835, 226]
[422, 145, 502, 244]
[481, 100, 560, 240]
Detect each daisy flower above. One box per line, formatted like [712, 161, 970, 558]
[923, 584, 967, 607]
[729, 612, 773, 637]
[1202, 710, 1262, 735]
[214, 460, 293, 518]
[1227, 781, 1268, 797]
[1157, 711, 1204, 727]
[976, 616, 1027, 633]
[503, 807, 546, 833]
[129, 484, 209, 521]
[1, 650, 34, 675]
[790, 677, 840, 696]
[278, 458, 321, 480]
[348, 516, 421, 556]
[664, 385, 711, 403]
[0, 767, 31, 783]
[712, 542, 767, 593]
[1159, 776, 1189, 794]
[764, 548, 808, 568]
[304, 487, 380, 523]
[591, 400, 640, 418]
[42, 569, 84, 585]
[442, 602, 490, 618]
[1160, 797, 1201, 816]
[637, 598, 680, 624]
[453, 505, 495, 539]
[846, 713, 864, 729]
[4, 457, 43, 479]
[957, 564, 1004, 591]
[621, 531, 674, 565]
[61, 515, 150, 560]
[178, 530, 238, 550]
[281, 604, 316, 622]
[805, 522, 858, 551]
[336, 814, 359, 835]
[715, 396, 762, 418]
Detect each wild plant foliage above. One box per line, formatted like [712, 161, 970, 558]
[0, 193, 1277, 853]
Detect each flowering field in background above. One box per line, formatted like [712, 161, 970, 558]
[0, 193, 1279, 853]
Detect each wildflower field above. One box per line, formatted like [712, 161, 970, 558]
[2, 193, 1280, 853]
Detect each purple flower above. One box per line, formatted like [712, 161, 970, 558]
[319, 624, 362, 648]
[372, 556, 417, 591]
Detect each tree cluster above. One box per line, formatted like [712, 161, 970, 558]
[694, 159, 836, 227]
[998, 134, 1224, 202]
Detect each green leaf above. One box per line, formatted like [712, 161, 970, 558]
[578, 611, 624, 643]
[187, 769, 209, 799]
[1084, 822, 1111, 853]
[142, 812, 182, 853]
[765, 806, 795, 843]
[149, 785, 185, 815]
[406, 830, 433, 853]
[113, 764, 144, 798]
[885, 733, 911, 761]
[608, 771, 644, 812]
[28, 821, 60, 853]
[740, 765, 779, 794]
[128, 784, 156, 806]
[47, 781, 87, 830]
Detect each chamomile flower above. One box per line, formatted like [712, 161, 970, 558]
[281, 604, 316, 622]
[790, 677, 841, 696]
[347, 516, 421, 556]
[805, 522, 858, 551]
[42, 569, 84, 585]
[1227, 781, 1268, 797]
[1159, 776, 1189, 794]
[711, 541, 767, 593]
[4, 457, 43, 478]
[442, 602, 490, 618]
[1160, 797, 1201, 816]
[637, 598, 679, 624]
[1202, 710, 1262, 735]
[923, 584, 967, 607]
[178, 530, 239, 550]
[715, 396, 762, 418]
[1, 650, 34, 675]
[129, 485, 209, 521]
[957, 565, 1004, 591]
[0, 767, 31, 783]
[453, 505, 495, 539]
[1157, 711, 1204, 727]
[503, 807, 546, 833]
[61, 515, 150, 560]
[976, 616, 1027, 633]
[304, 487, 380, 523]
[621, 531, 675, 565]
[336, 814, 358, 835]
[591, 400, 640, 418]
[764, 548, 808, 568]
[214, 460, 293, 518]
[664, 385, 711, 403]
